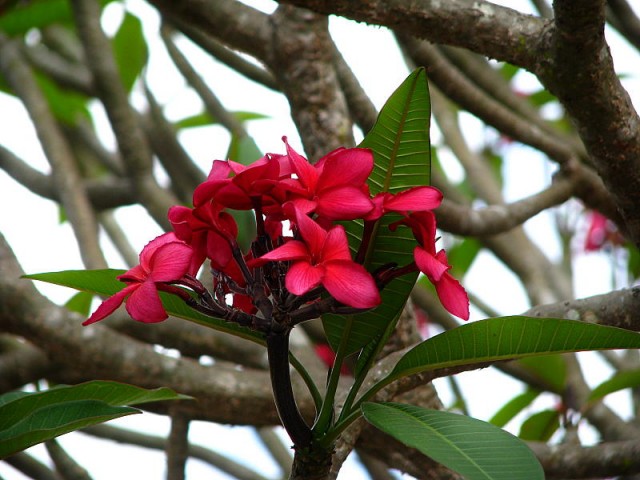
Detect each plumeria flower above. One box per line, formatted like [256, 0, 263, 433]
[168, 200, 238, 272]
[83, 233, 194, 325]
[583, 211, 624, 252]
[393, 211, 469, 320]
[279, 137, 374, 221]
[250, 208, 381, 309]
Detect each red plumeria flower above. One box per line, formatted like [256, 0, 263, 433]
[314, 344, 350, 375]
[84, 233, 194, 325]
[584, 211, 624, 252]
[280, 137, 374, 221]
[250, 209, 381, 309]
[364, 186, 444, 221]
[168, 201, 238, 272]
[194, 156, 288, 213]
[393, 211, 470, 320]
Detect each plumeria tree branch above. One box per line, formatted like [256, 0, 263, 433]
[0, 33, 106, 270]
[70, 0, 178, 230]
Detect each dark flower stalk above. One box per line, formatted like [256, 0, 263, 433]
[266, 327, 313, 449]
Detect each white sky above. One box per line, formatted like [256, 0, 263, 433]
[1, 0, 639, 478]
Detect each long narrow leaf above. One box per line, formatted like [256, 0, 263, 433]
[323, 67, 431, 355]
[362, 402, 544, 480]
[390, 316, 640, 381]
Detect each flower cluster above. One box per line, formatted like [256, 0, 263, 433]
[85, 138, 469, 328]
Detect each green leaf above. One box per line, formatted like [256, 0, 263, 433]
[64, 291, 93, 316]
[174, 111, 268, 130]
[35, 73, 90, 125]
[515, 354, 567, 393]
[24, 269, 265, 344]
[389, 316, 640, 382]
[362, 402, 544, 480]
[587, 368, 640, 405]
[0, 0, 116, 36]
[112, 12, 148, 92]
[0, 380, 188, 458]
[518, 409, 559, 442]
[489, 389, 540, 428]
[323, 67, 431, 355]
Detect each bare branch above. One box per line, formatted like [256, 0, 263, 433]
[70, 0, 178, 230]
[275, 0, 545, 70]
[539, 0, 640, 247]
[0, 34, 106, 269]
[530, 439, 640, 479]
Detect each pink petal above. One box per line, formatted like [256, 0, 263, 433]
[285, 198, 317, 217]
[316, 148, 373, 191]
[315, 186, 373, 220]
[363, 194, 389, 221]
[206, 231, 233, 270]
[285, 261, 324, 295]
[193, 178, 230, 206]
[414, 246, 449, 283]
[139, 232, 180, 271]
[118, 264, 147, 283]
[294, 209, 328, 255]
[404, 211, 437, 252]
[248, 240, 310, 266]
[320, 225, 352, 262]
[125, 280, 168, 323]
[168, 206, 194, 242]
[148, 241, 193, 282]
[284, 138, 318, 192]
[384, 186, 443, 213]
[83, 285, 137, 325]
[435, 273, 470, 320]
[206, 160, 232, 181]
[322, 261, 380, 308]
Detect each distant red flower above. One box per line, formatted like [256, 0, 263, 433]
[584, 211, 624, 252]
[250, 209, 380, 309]
[279, 138, 374, 221]
[394, 211, 469, 320]
[83, 233, 193, 325]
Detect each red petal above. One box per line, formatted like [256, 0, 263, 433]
[249, 240, 310, 266]
[148, 241, 193, 282]
[285, 261, 323, 295]
[315, 186, 373, 220]
[435, 273, 470, 320]
[284, 138, 318, 192]
[138, 233, 180, 271]
[206, 231, 233, 270]
[322, 261, 380, 308]
[384, 186, 443, 212]
[83, 285, 136, 325]
[316, 148, 373, 191]
[414, 246, 449, 283]
[320, 225, 352, 262]
[206, 160, 232, 180]
[125, 280, 168, 323]
[294, 209, 328, 255]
